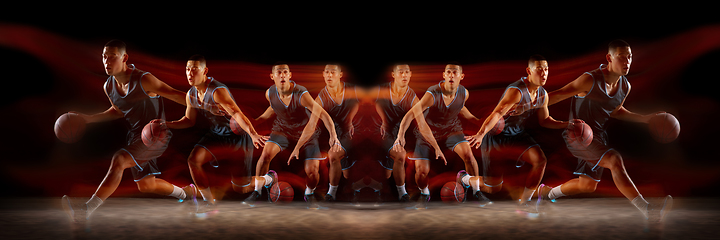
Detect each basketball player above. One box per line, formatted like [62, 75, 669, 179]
[374, 64, 420, 203]
[62, 40, 192, 223]
[464, 55, 567, 213]
[311, 64, 359, 202]
[242, 63, 342, 208]
[163, 55, 268, 213]
[393, 63, 488, 209]
[542, 40, 672, 222]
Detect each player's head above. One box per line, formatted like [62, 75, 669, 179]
[102, 39, 128, 76]
[186, 54, 208, 87]
[526, 54, 548, 87]
[392, 64, 412, 88]
[606, 39, 632, 76]
[270, 63, 292, 88]
[323, 64, 343, 87]
[443, 63, 464, 87]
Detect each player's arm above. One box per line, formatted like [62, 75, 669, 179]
[547, 74, 594, 106]
[394, 92, 446, 163]
[74, 88, 124, 123]
[346, 98, 360, 138]
[374, 86, 391, 138]
[165, 92, 197, 129]
[458, 89, 483, 126]
[254, 89, 275, 124]
[466, 88, 522, 149]
[214, 88, 268, 149]
[140, 73, 187, 106]
[609, 86, 662, 123]
[288, 92, 340, 164]
[537, 91, 568, 129]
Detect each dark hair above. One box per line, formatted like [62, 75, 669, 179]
[104, 39, 127, 53]
[325, 63, 342, 72]
[188, 54, 207, 67]
[608, 39, 630, 53]
[272, 61, 289, 72]
[528, 54, 547, 67]
[446, 61, 463, 72]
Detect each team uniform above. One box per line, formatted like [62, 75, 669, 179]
[188, 77, 254, 187]
[318, 82, 359, 170]
[103, 64, 169, 182]
[374, 82, 418, 169]
[480, 77, 547, 187]
[266, 81, 324, 160]
[566, 64, 630, 182]
[411, 81, 468, 161]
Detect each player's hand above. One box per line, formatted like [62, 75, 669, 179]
[68, 111, 90, 123]
[465, 133, 485, 149]
[347, 124, 355, 139]
[644, 111, 667, 124]
[329, 137, 343, 153]
[150, 119, 168, 130]
[250, 134, 269, 149]
[380, 122, 388, 139]
[435, 147, 447, 165]
[288, 148, 300, 165]
[392, 137, 405, 152]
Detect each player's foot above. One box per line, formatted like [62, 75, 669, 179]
[415, 194, 430, 209]
[455, 170, 470, 202]
[265, 170, 279, 203]
[516, 201, 540, 219]
[473, 191, 493, 207]
[305, 194, 319, 209]
[646, 195, 673, 222]
[373, 190, 383, 207]
[537, 184, 556, 203]
[62, 195, 89, 223]
[195, 200, 219, 219]
[242, 191, 261, 207]
[351, 190, 360, 206]
[323, 194, 336, 207]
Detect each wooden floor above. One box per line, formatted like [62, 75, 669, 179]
[1, 197, 718, 240]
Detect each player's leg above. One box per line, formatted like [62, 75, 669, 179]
[326, 148, 346, 201]
[517, 146, 547, 203]
[389, 147, 409, 201]
[187, 146, 216, 202]
[413, 159, 431, 208]
[453, 142, 479, 177]
[243, 142, 281, 206]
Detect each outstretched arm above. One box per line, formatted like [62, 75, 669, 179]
[214, 88, 268, 149]
[609, 86, 663, 123]
[466, 88, 522, 149]
[165, 92, 197, 129]
[73, 88, 125, 123]
[394, 92, 445, 164]
[288, 92, 340, 164]
[547, 73, 594, 106]
[537, 92, 568, 129]
[140, 73, 187, 106]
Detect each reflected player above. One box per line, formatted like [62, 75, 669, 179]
[374, 64, 420, 202]
[62, 40, 191, 223]
[394, 63, 487, 209]
[243, 63, 341, 208]
[542, 40, 672, 222]
[164, 55, 267, 213]
[312, 64, 359, 202]
[465, 55, 567, 212]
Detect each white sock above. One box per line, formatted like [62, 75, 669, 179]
[548, 185, 565, 200]
[199, 188, 213, 202]
[328, 184, 338, 197]
[168, 185, 186, 200]
[305, 186, 315, 195]
[419, 186, 430, 195]
[521, 187, 535, 202]
[396, 184, 407, 199]
[85, 195, 103, 216]
[254, 178, 263, 193]
[469, 177, 480, 194]
[262, 174, 273, 186]
[631, 195, 649, 217]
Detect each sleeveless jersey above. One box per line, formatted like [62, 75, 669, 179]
[570, 64, 630, 143]
[423, 81, 466, 138]
[269, 81, 314, 139]
[188, 77, 237, 136]
[499, 77, 547, 136]
[318, 82, 359, 136]
[104, 64, 165, 141]
[375, 82, 418, 135]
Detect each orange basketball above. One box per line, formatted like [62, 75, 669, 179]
[489, 117, 505, 135]
[649, 113, 680, 143]
[269, 181, 294, 203]
[229, 117, 244, 135]
[141, 120, 170, 148]
[566, 119, 593, 147]
[54, 112, 86, 143]
[440, 181, 465, 203]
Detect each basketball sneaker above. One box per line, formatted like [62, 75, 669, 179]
[474, 191, 493, 207]
[415, 194, 430, 209]
[305, 194, 319, 209]
[264, 170, 279, 203]
[62, 195, 88, 223]
[646, 195, 673, 222]
[455, 170, 470, 202]
[243, 191, 261, 207]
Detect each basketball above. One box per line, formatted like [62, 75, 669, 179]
[441, 181, 465, 203]
[649, 113, 680, 143]
[54, 112, 86, 143]
[489, 117, 505, 135]
[229, 117, 244, 135]
[566, 119, 593, 147]
[141, 120, 170, 148]
[269, 181, 294, 203]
